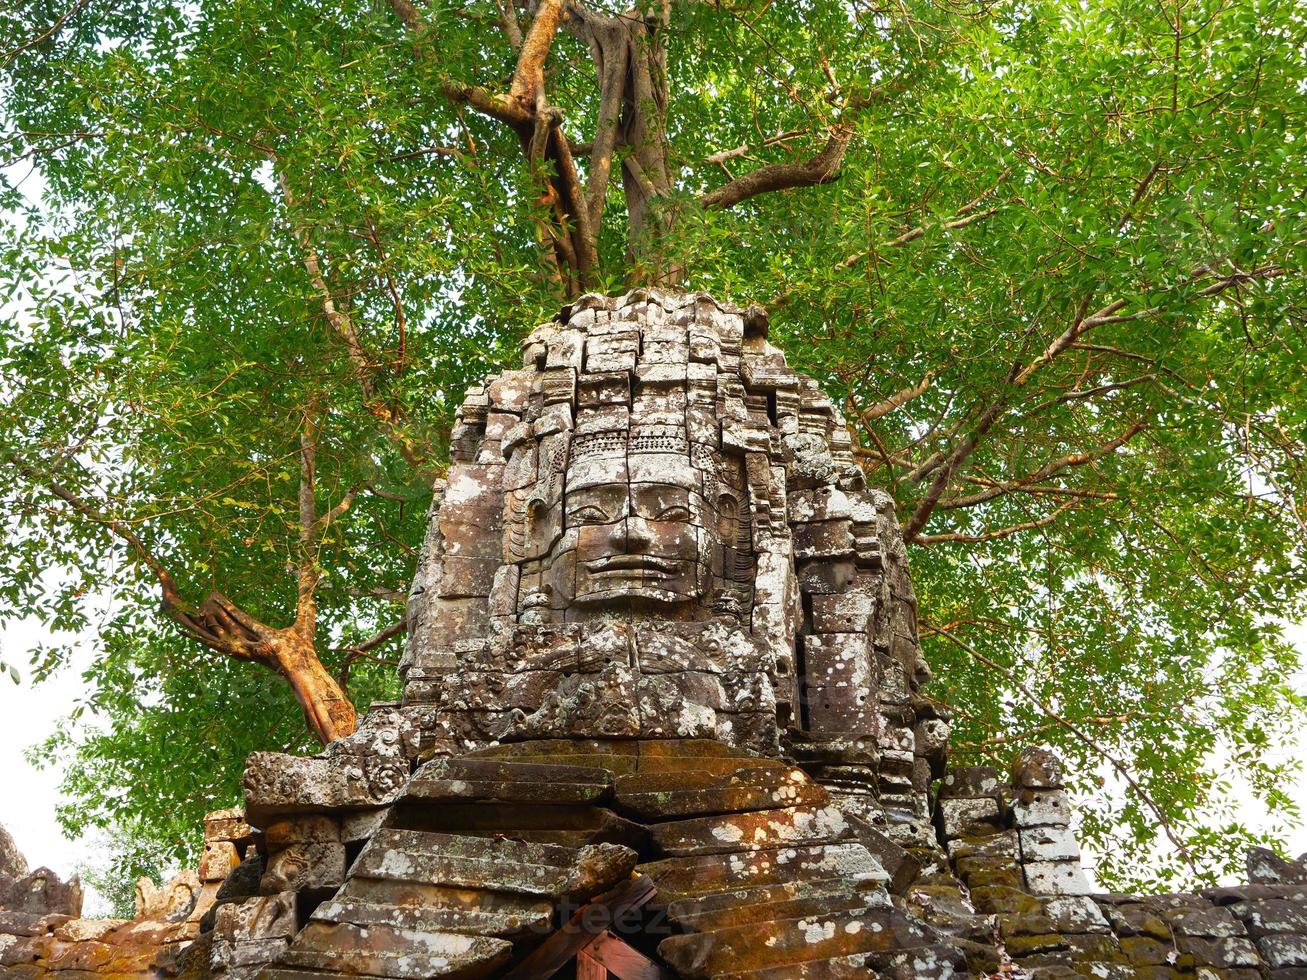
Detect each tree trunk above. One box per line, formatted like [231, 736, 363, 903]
[195, 591, 357, 745]
[574, 5, 682, 287]
[267, 629, 359, 744]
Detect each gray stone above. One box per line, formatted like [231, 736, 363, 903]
[1011, 747, 1066, 789]
[0, 867, 83, 916]
[1024, 860, 1093, 896]
[0, 823, 27, 879]
[1248, 847, 1307, 885]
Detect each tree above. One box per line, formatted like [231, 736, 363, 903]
[1, 0, 1303, 889]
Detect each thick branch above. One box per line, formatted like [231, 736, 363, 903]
[10, 456, 196, 631]
[700, 124, 852, 210]
[510, 0, 566, 104]
[859, 370, 935, 423]
[701, 79, 909, 211]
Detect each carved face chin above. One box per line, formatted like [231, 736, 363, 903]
[567, 482, 708, 606]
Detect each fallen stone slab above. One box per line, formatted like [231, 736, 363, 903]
[280, 920, 512, 979]
[613, 765, 826, 821]
[665, 876, 889, 928]
[406, 757, 614, 805]
[667, 888, 887, 933]
[312, 894, 552, 939]
[659, 906, 937, 977]
[649, 803, 853, 856]
[708, 952, 878, 979]
[640, 842, 888, 901]
[388, 801, 647, 850]
[352, 829, 638, 900]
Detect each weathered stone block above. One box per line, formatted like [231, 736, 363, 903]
[648, 803, 853, 857]
[1235, 898, 1307, 937]
[0, 867, 82, 916]
[352, 830, 637, 901]
[199, 841, 240, 882]
[1011, 747, 1066, 789]
[407, 758, 613, 806]
[937, 797, 1003, 840]
[1260, 933, 1307, 969]
[261, 842, 347, 893]
[212, 893, 298, 943]
[1020, 825, 1082, 863]
[939, 765, 1001, 800]
[243, 752, 408, 821]
[1011, 790, 1073, 829]
[204, 808, 254, 845]
[1024, 860, 1093, 896]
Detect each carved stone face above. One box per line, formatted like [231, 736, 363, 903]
[567, 480, 708, 606]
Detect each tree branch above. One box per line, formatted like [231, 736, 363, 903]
[275, 166, 431, 473]
[859, 370, 936, 423]
[700, 123, 853, 210]
[913, 499, 1077, 544]
[699, 78, 909, 211]
[509, 0, 566, 105]
[940, 420, 1149, 510]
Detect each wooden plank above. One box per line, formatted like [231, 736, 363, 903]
[577, 951, 608, 980]
[500, 875, 658, 980]
[586, 931, 676, 980]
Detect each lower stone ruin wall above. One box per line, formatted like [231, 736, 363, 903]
[3, 734, 1306, 979]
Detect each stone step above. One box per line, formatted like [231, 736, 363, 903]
[649, 803, 855, 857]
[639, 843, 888, 900]
[709, 953, 875, 979]
[279, 921, 511, 979]
[353, 830, 637, 899]
[669, 889, 888, 932]
[658, 907, 936, 977]
[311, 895, 551, 939]
[328, 875, 554, 926]
[614, 766, 827, 821]
[406, 758, 613, 805]
[388, 802, 647, 850]
[665, 877, 887, 925]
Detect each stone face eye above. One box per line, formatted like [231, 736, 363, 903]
[656, 505, 692, 521]
[570, 505, 610, 524]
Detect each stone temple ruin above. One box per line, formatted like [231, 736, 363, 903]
[3, 288, 1307, 978]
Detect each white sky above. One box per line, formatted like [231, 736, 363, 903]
[1, 614, 1304, 894]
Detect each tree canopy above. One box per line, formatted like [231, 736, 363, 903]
[1, 0, 1304, 890]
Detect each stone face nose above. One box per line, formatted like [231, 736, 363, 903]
[623, 515, 653, 552]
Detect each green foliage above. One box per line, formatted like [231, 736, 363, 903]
[75, 825, 179, 920]
[1, 0, 1303, 889]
